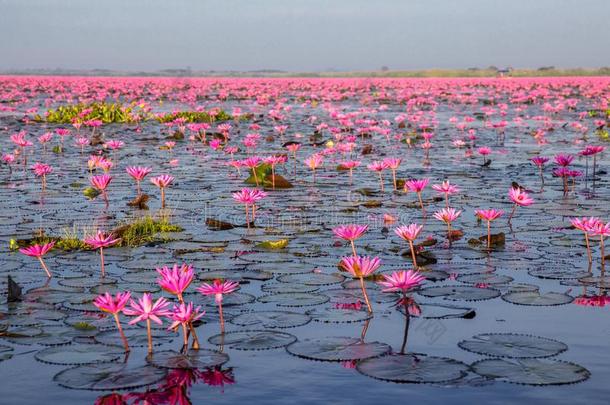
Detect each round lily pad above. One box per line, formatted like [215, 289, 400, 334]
[356, 353, 469, 383]
[307, 307, 373, 323]
[418, 286, 501, 301]
[471, 358, 590, 385]
[35, 344, 124, 365]
[208, 330, 297, 350]
[458, 333, 568, 358]
[261, 283, 319, 294]
[198, 269, 273, 282]
[95, 328, 176, 347]
[4, 325, 72, 346]
[54, 363, 167, 390]
[398, 303, 476, 319]
[456, 273, 513, 285]
[258, 293, 329, 307]
[147, 349, 229, 369]
[286, 336, 390, 362]
[230, 311, 311, 329]
[277, 273, 345, 286]
[528, 267, 591, 280]
[502, 291, 574, 306]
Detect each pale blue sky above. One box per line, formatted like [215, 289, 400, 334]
[0, 0, 608, 71]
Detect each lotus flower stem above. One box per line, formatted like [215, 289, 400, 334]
[487, 221, 491, 249]
[100, 247, 105, 277]
[38, 256, 52, 278]
[585, 233, 592, 263]
[359, 276, 373, 313]
[601, 235, 606, 275]
[271, 166, 276, 189]
[146, 319, 153, 355]
[400, 294, 410, 355]
[350, 240, 357, 257]
[113, 313, 130, 352]
[508, 204, 517, 224]
[417, 192, 425, 216]
[181, 323, 189, 352]
[391, 169, 397, 191]
[219, 302, 225, 333]
[161, 188, 166, 208]
[408, 240, 418, 268]
[252, 168, 259, 187]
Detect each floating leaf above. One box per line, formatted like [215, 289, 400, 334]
[357, 353, 469, 383]
[54, 363, 167, 390]
[502, 291, 573, 306]
[35, 344, 124, 365]
[258, 293, 329, 307]
[307, 308, 373, 323]
[286, 337, 390, 362]
[208, 330, 296, 350]
[418, 286, 501, 301]
[230, 311, 311, 329]
[256, 239, 289, 249]
[147, 349, 229, 369]
[471, 358, 590, 385]
[458, 333, 568, 358]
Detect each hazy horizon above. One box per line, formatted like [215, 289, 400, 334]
[1, 0, 609, 72]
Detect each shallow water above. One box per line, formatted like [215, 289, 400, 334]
[0, 77, 609, 404]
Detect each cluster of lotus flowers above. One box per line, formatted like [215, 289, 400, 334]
[89, 263, 239, 355]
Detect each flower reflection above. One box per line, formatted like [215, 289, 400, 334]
[108, 367, 236, 405]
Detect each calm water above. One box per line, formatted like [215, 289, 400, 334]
[0, 77, 609, 404]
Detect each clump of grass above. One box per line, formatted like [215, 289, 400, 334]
[156, 110, 232, 123]
[10, 217, 183, 251]
[114, 216, 184, 247]
[35, 102, 148, 124]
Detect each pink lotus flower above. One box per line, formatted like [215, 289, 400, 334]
[333, 224, 368, 256]
[150, 174, 174, 208]
[432, 180, 459, 207]
[123, 293, 171, 354]
[94, 291, 131, 314]
[19, 241, 55, 278]
[571, 217, 602, 263]
[31, 163, 53, 191]
[509, 187, 534, 207]
[197, 279, 240, 304]
[478, 146, 492, 165]
[197, 279, 239, 332]
[339, 255, 381, 313]
[126, 166, 152, 196]
[168, 302, 205, 349]
[394, 224, 423, 242]
[378, 270, 425, 293]
[531, 156, 549, 167]
[475, 209, 504, 249]
[89, 174, 113, 207]
[340, 255, 381, 278]
[84, 231, 121, 277]
[93, 291, 131, 351]
[554, 154, 574, 167]
[405, 178, 429, 214]
[433, 207, 462, 224]
[367, 161, 388, 191]
[157, 263, 194, 300]
[304, 154, 323, 182]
